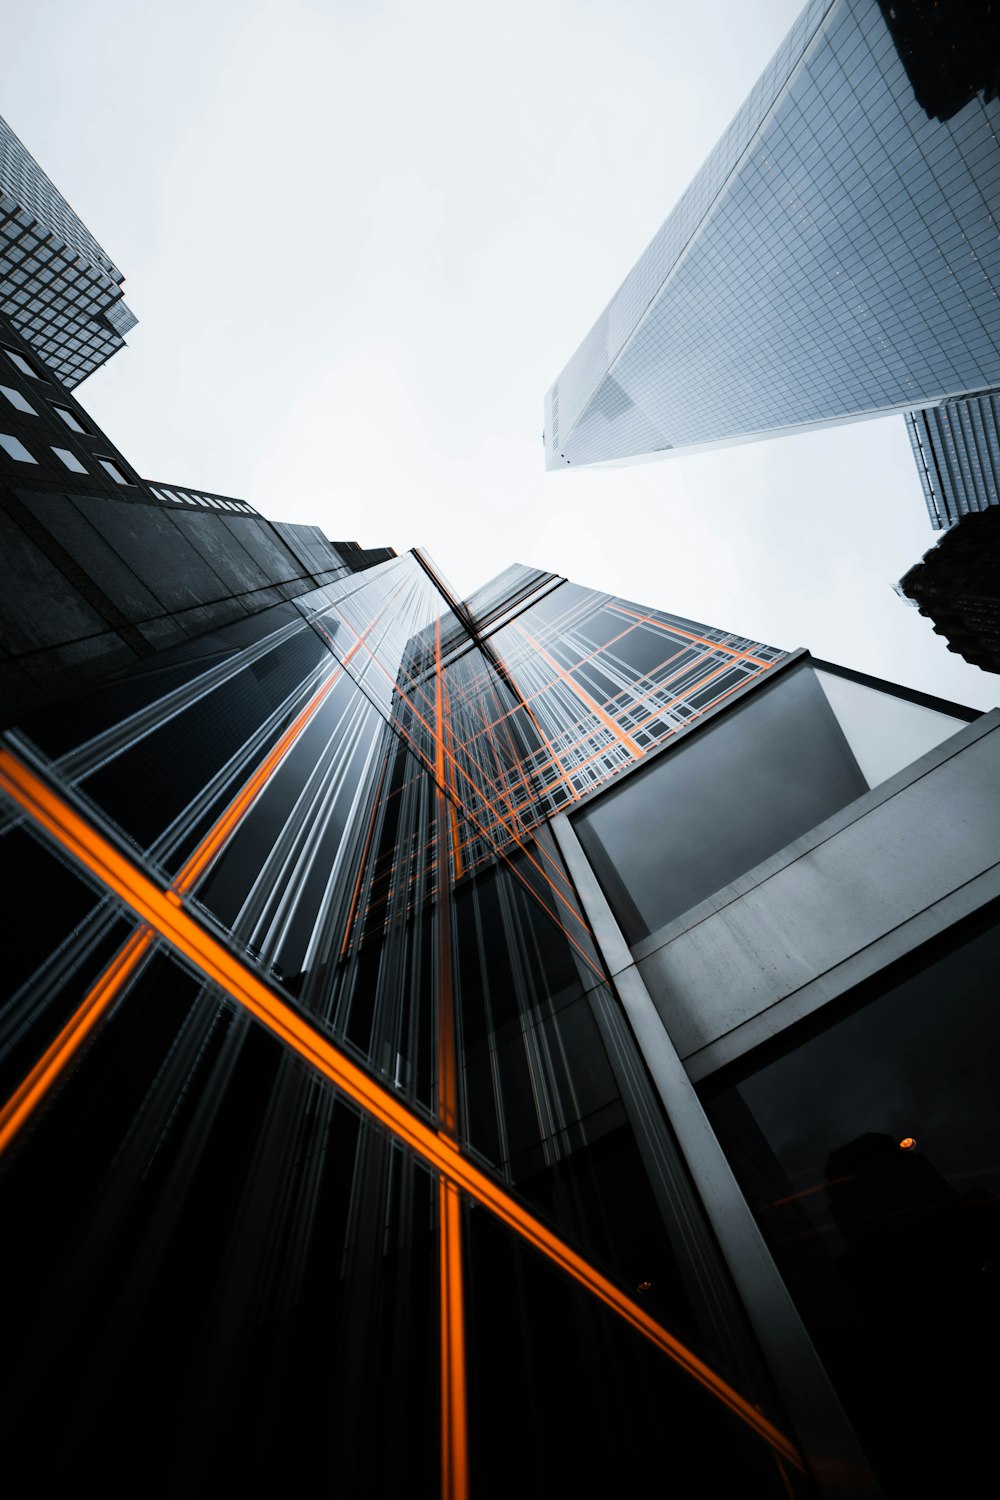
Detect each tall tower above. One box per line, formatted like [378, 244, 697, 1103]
[544, 0, 1000, 473]
[2, 441, 997, 1496]
[1, 113, 138, 386]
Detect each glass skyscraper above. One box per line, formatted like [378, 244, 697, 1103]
[907, 389, 1000, 527]
[3, 47, 1000, 1500]
[1, 113, 137, 387]
[544, 0, 1000, 471]
[3, 329, 999, 1494]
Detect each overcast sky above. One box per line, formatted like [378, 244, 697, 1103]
[3, 0, 995, 710]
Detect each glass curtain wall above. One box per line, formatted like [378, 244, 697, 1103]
[0, 555, 804, 1496]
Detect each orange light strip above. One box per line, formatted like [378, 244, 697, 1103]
[439, 1178, 469, 1500]
[0, 926, 152, 1157]
[512, 622, 643, 760]
[0, 664, 345, 1156]
[0, 745, 802, 1472]
[606, 605, 776, 669]
[174, 666, 342, 891]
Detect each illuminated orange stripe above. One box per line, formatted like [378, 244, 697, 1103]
[323, 613, 586, 924]
[0, 746, 802, 1472]
[175, 666, 342, 890]
[513, 622, 643, 761]
[607, 605, 775, 669]
[0, 664, 347, 1156]
[339, 754, 389, 959]
[439, 1179, 468, 1500]
[0, 926, 152, 1157]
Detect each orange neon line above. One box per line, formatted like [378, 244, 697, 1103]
[0, 665, 347, 1156]
[439, 1178, 468, 1500]
[174, 666, 342, 890]
[512, 622, 643, 760]
[339, 754, 389, 959]
[376, 690, 601, 975]
[324, 615, 583, 915]
[606, 605, 774, 669]
[0, 746, 802, 1472]
[0, 926, 152, 1157]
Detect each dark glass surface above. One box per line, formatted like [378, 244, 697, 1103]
[0, 822, 108, 1003]
[701, 907, 1000, 1497]
[575, 663, 868, 944]
[0, 952, 438, 1498]
[464, 1200, 802, 1499]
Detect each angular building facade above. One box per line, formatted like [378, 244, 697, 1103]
[1, 113, 137, 386]
[906, 388, 1000, 528]
[3, 377, 999, 1494]
[3, 72, 1000, 1500]
[544, 0, 1000, 471]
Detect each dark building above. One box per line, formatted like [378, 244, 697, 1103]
[0, 311, 393, 721]
[2, 336, 999, 1495]
[906, 390, 1000, 529]
[3, 66, 1000, 1500]
[898, 504, 1000, 672]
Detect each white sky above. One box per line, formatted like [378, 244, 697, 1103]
[3, 0, 995, 711]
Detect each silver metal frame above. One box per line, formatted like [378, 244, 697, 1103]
[553, 811, 882, 1498]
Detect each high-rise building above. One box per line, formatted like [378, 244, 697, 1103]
[907, 389, 1000, 528]
[3, 57, 999, 1500]
[0, 309, 392, 720]
[2, 322, 999, 1497]
[1, 113, 137, 386]
[543, 0, 1000, 472]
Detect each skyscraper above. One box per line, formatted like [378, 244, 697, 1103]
[3, 316, 999, 1495]
[544, 0, 1000, 472]
[3, 46, 1000, 1500]
[1, 113, 137, 386]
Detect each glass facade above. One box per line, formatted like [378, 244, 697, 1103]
[702, 905, 1000, 1498]
[907, 389, 1000, 528]
[0, 552, 812, 1497]
[0, 114, 137, 386]
[574, 657, 969, 948]
[544, 0, 1000, 469]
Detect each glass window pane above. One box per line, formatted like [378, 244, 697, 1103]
[0, 432, 37, 463]
[701, 907, 1000, 1497]
[51, 445, 88, 473]
[575, 663, 868, 944]
[0, 383, 35, 414]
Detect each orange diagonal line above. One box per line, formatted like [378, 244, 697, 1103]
[0, 744, 801, 1473]
[512, 622, 643, 760]
[0, 926, 153, 1156]
[174, 665, 343, 890]
[0, 664, 345, 1155]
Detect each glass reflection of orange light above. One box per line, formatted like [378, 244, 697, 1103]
[0, 744, 804, 1473]
[899, 1137, 917, 1152]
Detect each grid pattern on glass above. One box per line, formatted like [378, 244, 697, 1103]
[0, 550, 811, 1493]
[0, 114, 136, 387]
[546, 0, 1000, 468]
[392, 576, 785, 878]
[0, 739, 804, 1495]
[907, 389, 1000, 528]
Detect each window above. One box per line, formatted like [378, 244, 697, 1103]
[0, 433, 37, 463]
[97, 458, 131, 485]
[0, 384, 36, 415]
[51, 446, 88, 474]
[3, 347, 41, 379]
[52, 405, 88, 434]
